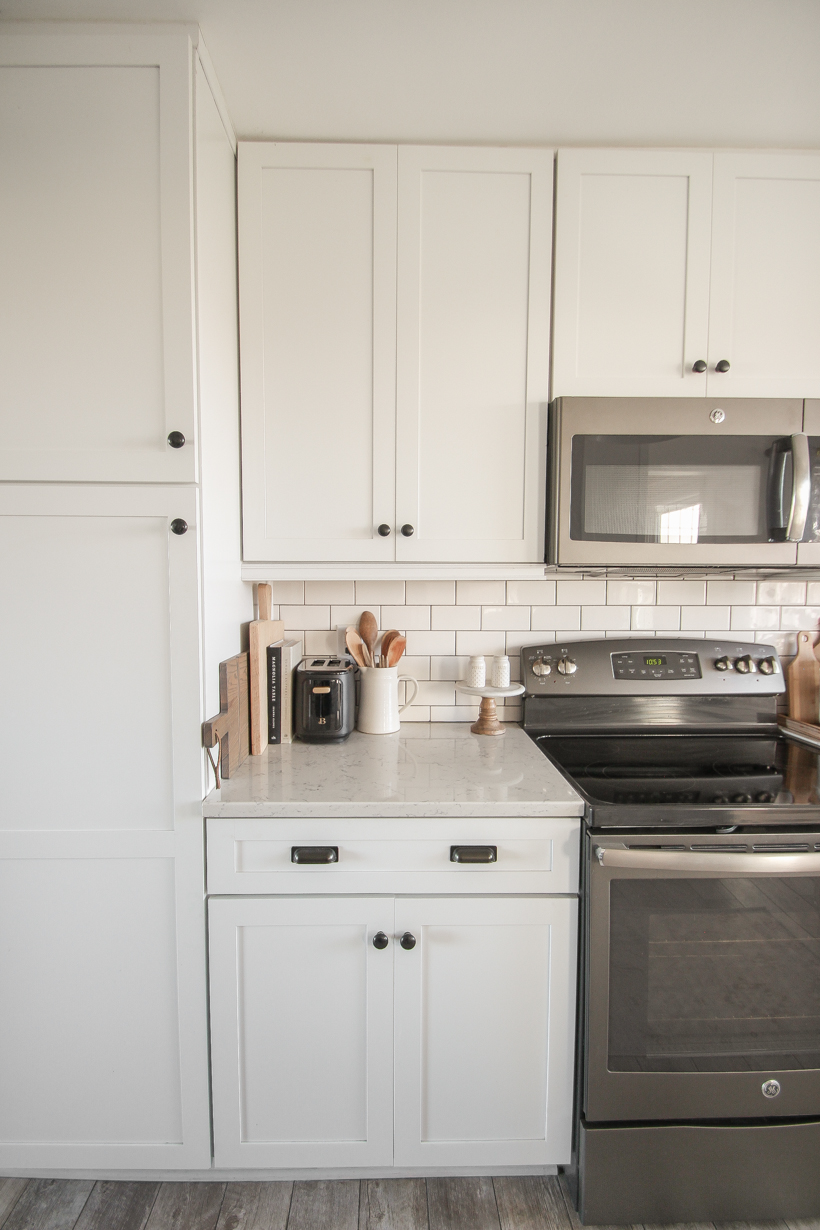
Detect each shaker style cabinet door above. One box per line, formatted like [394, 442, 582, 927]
[395, 146, 552, 562]
[393, 896, 577, 1167]
[239, 143, 397, 562]
[0, 32, 197, 482]
[707, 152, 820, 398]
[552, 149, 714, 398]
[209, 896, 395, 1168]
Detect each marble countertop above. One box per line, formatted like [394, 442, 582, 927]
[203, 723, 583, 818]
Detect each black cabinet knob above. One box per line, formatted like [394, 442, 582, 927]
[715, 359, 731, 373]
[400, 932, 417, 950]
[167, 431, 186, 448]
[400, 524, 415, 537]
[170, 519, 188, 535]
[692, 360, 707, 373]
[372, 931, 389, 949]
[377, 524, 391, 537]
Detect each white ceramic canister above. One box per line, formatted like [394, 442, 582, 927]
[492, 655, 511, 687]
[466, 655, 486, 687]
[357, 665, 419, 734]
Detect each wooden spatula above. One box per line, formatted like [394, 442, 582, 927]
[788, 631, 820, 723]
[386, 634, 406, 667]
[380, 629, 400, 667]
[358, 610, 378, 667]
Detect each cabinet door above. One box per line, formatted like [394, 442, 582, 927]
[239, 143, 397, 562]
[209, 896, 394, 1168]
[708, 153, 820, 398]
[395, 147, 551, 562]
[393, 896, 577, 1167]
[552, 149, 713, 397]
[0, 33, 197, 482]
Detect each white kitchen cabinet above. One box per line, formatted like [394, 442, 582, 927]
[208, 890, 577, 1171]
[239, 142, 552, 565]
[552, 148, 820, 399]
[0, 29, 199, 482]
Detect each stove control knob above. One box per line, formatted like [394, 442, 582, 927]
[758, 657, 776, 675]
[532, 659, 551, 676]
[755, 792, 774, 803]
[713, 794, 730, 804]
[732, 793, 752, 804]
[714, 657, 730, 671]
[557, 658, 577, 676]
[734, 655, 756, 674]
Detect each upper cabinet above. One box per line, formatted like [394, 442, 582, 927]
[239, 142, 552, 564]
[0, 31, 198, 482]
[552, 148, 820, 399]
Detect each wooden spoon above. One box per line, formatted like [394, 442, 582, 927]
[358, 610, 379, 667]
[386, 634, 406, 668]
[345, 626, 367, 669]
[380, 629, 400, 668]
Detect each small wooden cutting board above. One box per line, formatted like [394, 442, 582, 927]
[249, 583, 285, 755]
[787, 631, 820, 723]
[203, 652, 250, 780]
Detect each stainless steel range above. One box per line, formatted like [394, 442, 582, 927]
[522, 637, 820, 1225]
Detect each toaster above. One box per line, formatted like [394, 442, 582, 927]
[294, 657, 356, 742]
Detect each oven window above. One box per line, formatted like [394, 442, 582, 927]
[571, 435, 783, 543]
[608, 877, 820, 1072]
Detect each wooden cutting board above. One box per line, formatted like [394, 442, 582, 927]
[787, 631, 820, 723]
[203, 652, 250, 781]
[249, 583, 285, 755]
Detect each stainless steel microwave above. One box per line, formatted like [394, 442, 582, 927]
[546, 397, 820, 568]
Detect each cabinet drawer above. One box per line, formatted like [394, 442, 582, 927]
[206, 817, 580, 895]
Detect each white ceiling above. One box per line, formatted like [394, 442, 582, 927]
[1, 0, 818, 146]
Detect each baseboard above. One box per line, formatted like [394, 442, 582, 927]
[0, 1164, 558, 1182]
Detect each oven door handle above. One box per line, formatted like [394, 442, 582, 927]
[786, 432, 811, 542]
[595, 847, 820, 874]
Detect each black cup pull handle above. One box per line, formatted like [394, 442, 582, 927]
[450, 845, 498, 863]
[291, 846, 339, 864]
[400, 932, 417, 950]
[373, 931, 389, 949]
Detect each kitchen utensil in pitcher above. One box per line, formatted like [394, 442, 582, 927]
[345, 627, 368, 669]
[379, 628, 400, 667]
[358, 610, 378, 666]
[386, 635, 406, 667]
[356, 665, 418, 734]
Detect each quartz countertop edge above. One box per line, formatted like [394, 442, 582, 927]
[203, 722, 584, 819]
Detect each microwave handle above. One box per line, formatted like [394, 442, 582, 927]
[786, 432, 811, 542]
[595, 846, 820, 874]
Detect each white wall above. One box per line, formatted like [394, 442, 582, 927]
[2, 0, 818, 148]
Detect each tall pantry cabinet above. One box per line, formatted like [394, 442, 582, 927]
[0, 25, 249, 1168]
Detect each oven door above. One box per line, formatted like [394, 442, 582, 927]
[549, 396, 806, 567]
[586, 832, 820, 1122]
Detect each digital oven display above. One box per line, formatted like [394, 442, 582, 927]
[643, 656, 666, 666]
[611, 651, 701, 679]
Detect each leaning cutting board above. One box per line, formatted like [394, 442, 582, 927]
[203, 652, 250, 780]
[249, 583, 285, 755]
[787, 630, 820, 723]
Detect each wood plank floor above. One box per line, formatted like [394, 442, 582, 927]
[0, 1175, 815, 1230]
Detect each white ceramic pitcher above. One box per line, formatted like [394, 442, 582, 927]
[357, 665, 419, 734]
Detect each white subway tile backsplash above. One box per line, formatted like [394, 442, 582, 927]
[331, 605, 381, 631]
[756, 631, 797, 656]
[506, 580, 556, 605]
[402, 656, 431, 680]
[430, 656, 468, 681]
[757, 581, 807, 605]
[456, 580, 506, 605]
[270, 580, 304, 604]
[606, 580, 656, 605]
[401, 705, 431, 722]
[406, 580, 455, 604]
[531, 606, 580, 630]
[304, 630, 338, 654]
[456, 630, 506, 656]
[355, 580, 406, 605]
[706, 580, 757, 605]
[657, 581, 706, 605]
[631, 605, 680, 630]
[432, 705, 480, 722]
[808, 583, 820, 605]
[556, 579, 607, 604]
[281, 604, 330, 630]
[780, 607, 820, 630]
[405, 630, 456, 656]
[606, 629, 653, 637]
[681, 605, 729, 630]
[416, 681, 457, 706]
[381, 605, 431, 631]
[432, 605, 480, 630]
[674, 630, 707, 638]
[730, 606, 779, 630]
[581, 605, 630, 631]
[482, 605, 531, 631]
[305, 580, 355, 604]
[505, 630, 539, 654]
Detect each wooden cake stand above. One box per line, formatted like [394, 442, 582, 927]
[455, 681, 526, 736]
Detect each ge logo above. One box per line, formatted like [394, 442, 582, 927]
[762, 1079, 781, 1098]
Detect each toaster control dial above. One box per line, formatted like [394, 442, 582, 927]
[557, 657, 577, 676]
[532, 659, 551, 676]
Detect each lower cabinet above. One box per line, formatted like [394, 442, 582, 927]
[208, 893, 577, 1170]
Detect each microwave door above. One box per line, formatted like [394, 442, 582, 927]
[551, 397, 803, 567]
[797, 400, 820, 564]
